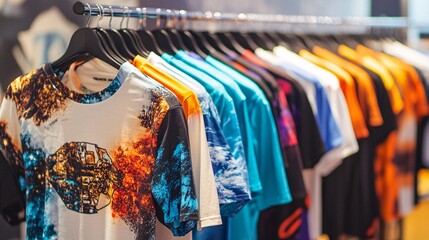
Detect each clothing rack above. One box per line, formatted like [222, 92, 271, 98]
[73, 1, 408, 29]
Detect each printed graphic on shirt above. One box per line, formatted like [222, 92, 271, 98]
[6, 68, 68, 126]
[46, 142, 123, 214]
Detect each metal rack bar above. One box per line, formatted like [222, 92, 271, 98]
[73, 1, 408, 28]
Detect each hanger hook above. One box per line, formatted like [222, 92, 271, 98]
[136, 8, 142, 30]
[156, 8, 161, 29]
[108, 6, 113, 29]
[126, 7, 130, 29]
[142, 8, 147, 29]
[96, 4, 104, 28]
[85, 3, 92, 28]
[120, 6, 126, 29]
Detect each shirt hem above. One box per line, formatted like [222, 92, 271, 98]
[258, 194, 293, 212]
[197, 215, 223, 230]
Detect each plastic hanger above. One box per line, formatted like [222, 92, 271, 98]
[102, 7, 135, 59]
[92, 5, 127, 63]
[52, 3, 121, 72]
[247, 32, 269, 50]
[278, 33, 308, 53]
[164, 10, 189, 51]
[178, 17, 209, 58]
[217, 32, 247, 54]
[230, 31, 253, 51]
[151, 10, 178, 54]
[116, 6, 146, 57]
[136, 7, 162, 55]
[203, 31, 232, 54]
[262, 32, 281, 49]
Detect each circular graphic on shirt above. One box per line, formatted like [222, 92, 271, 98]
[46, 142, 123, 214]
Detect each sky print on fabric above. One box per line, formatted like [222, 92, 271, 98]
[199, 95, 250, 216]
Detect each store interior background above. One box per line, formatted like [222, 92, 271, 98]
[0, 0, 428, 239]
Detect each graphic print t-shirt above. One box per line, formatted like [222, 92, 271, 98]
[0, 62, 198, 240]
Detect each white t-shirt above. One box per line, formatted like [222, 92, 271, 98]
[0, 61, 200, 240]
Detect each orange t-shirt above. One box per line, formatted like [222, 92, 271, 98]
[338, 45, 404, 115]
[133, 55, 201, 118]
[312, 46, 383, 127]
[338, 45, 402, 221]
[356, 45, 429, 118]
[299, 49, 369, 139]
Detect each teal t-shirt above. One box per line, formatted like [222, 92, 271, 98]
[205, 55, 292, 240]
[171, 51, 262, 194]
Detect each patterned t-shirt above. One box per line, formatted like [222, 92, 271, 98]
[0, 62, 198, 240]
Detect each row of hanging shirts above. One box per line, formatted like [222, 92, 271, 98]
[1, 2, 427, 240]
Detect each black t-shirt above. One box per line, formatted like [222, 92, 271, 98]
[0, 152, 25, 226]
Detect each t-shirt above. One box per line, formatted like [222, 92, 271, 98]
[254, 48, 318, 116]
[162, 53, 262, 195]
[0, 61, 198, 239]
[272, 46, 358, 174]
[147, 52, 251, 212]
[272, 46, 359, 239]
[312, 46, 383, 128]
[173, 51, 258, 191]
[175, 51, 292, 240]
[256, 48, 344, 153]
[338, 45, 404, 115]
[133, 55, 221, 229]
[299, 49, 369, 139]
[229, 50, 325, 169]
[357, 45, 429, 216]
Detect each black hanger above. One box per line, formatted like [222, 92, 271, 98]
[179, 30, 208, 58]
[52, 27, 122, 72]
[230, 31, 253, 51]
[263, 32, 281, 49]
[91, 6, 127, 63]
[241, 32, 259, 51]
[135, 8, 163, 55]
[189, 31, 218, 54]
[272, 32, 291, 49]
[94, 27, 127, 62]
[247, 32, 269, 50]
[52, 5, 122, 72]
[165, 28, 189, 51]
[151, 14, 178, 54]
[216, 32, 245, 54]
[278, 33, 308, 53]
[202, 31, 233, 54]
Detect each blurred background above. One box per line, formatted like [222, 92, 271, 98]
[0, 0, 428, 239]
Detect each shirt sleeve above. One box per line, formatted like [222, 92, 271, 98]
[0, 90, 26, 225]
[151, 105, 199, 236]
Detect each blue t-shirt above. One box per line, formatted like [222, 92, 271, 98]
[204, 56, 293, 240]
[149, 53, 251, 212]
[162, 53, 262, 199]
[175, 51, 261, 194]
[272, 60, 343, 151]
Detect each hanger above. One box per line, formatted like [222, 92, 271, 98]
[203, 31, 233, 54]
[92, 4, 127, 63]
[246, 32, 269, 50]
[216, 31, 245, 54]
[263, 32, 281, 48]
[52, 3, 121, 72]
[278, 33, 308, 53]
[230, 31, 253, 51]
[117, 6, 147, 57]
[102, 6, 135, 59]
[177, 14, 209, 58]
[136, 7, 162, 55]
[164, 10, 190, 51]
[151, 9, 178, 54]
